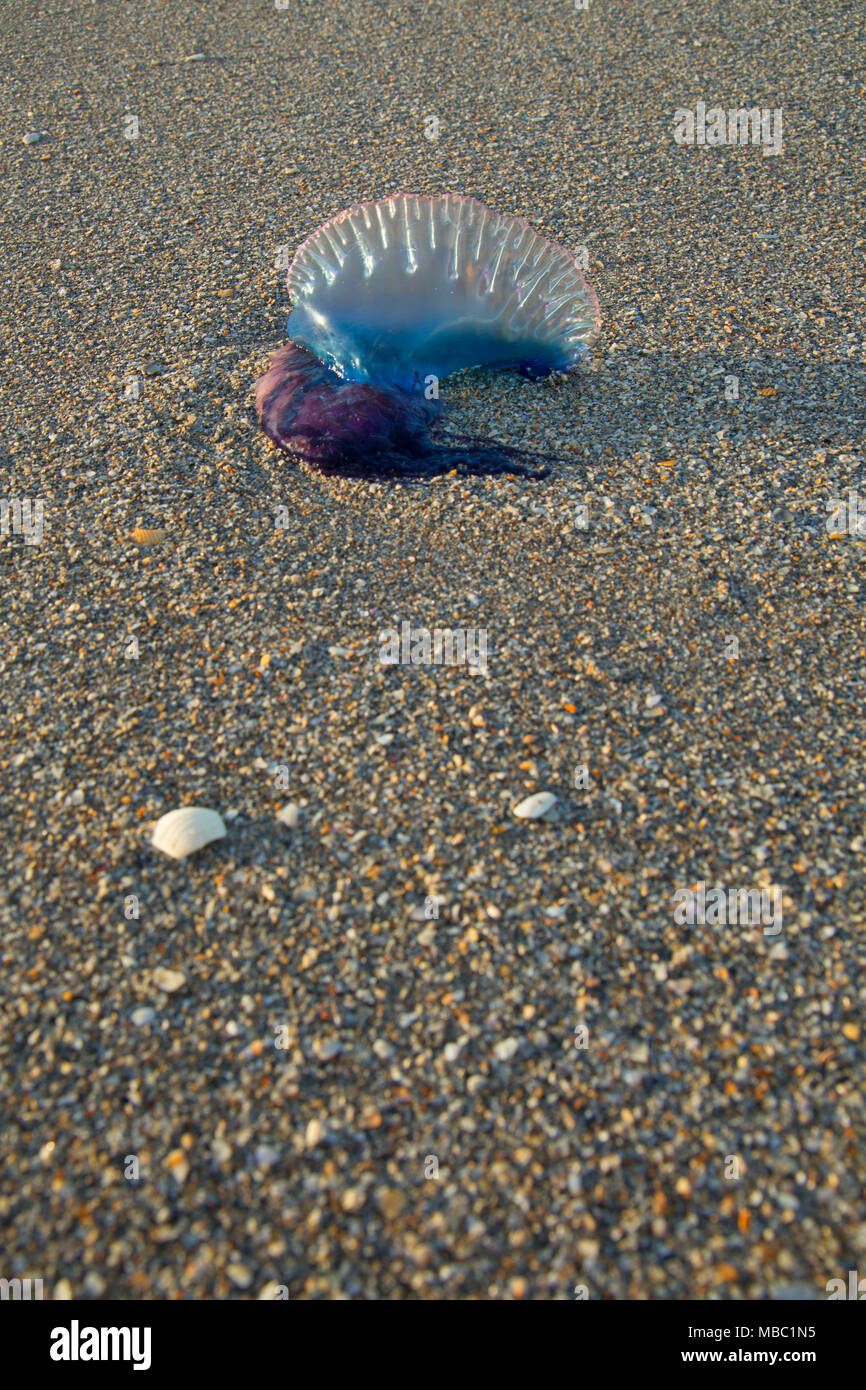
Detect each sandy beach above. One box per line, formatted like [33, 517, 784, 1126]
[1, 0, 864, 1299]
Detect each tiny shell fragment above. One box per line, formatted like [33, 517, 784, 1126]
[130, 527, 167, 545]
[512, 791, 557, 820]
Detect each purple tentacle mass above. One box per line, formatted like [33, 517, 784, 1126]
[255, 343, 552, 480]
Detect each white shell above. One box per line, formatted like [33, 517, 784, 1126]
[512, 791, 558, 820]
[151, 806, 226, 859]
[286, 193, 601, 390]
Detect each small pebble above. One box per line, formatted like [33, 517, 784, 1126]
[163, 1150, 189, 1186]
[258, 1280, 286, 1299]
[152, 967, 186, 993]
[376, 1187, 406, 1220]
[304, 1118, 324, 1148]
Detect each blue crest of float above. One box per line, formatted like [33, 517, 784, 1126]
[255, 194, 601, 478]
[285, 193, 601, 390]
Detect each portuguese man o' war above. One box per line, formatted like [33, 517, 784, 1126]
[255, 193, 601, 479]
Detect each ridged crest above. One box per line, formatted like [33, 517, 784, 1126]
[286, 194, 601, 389]
[151, 807, 226, 860]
